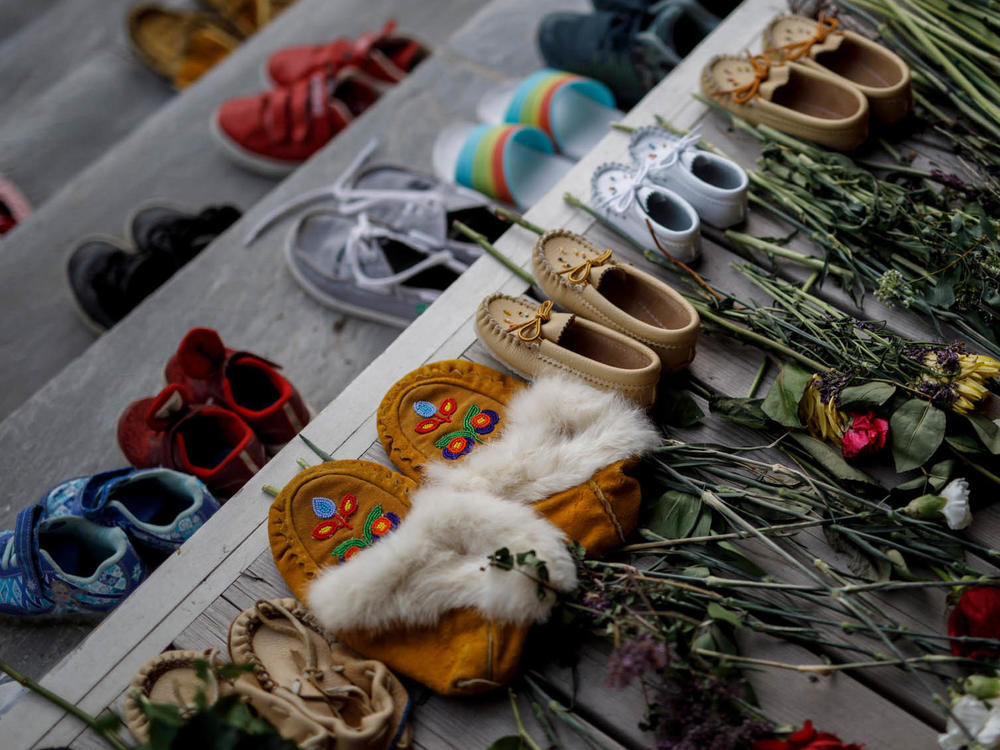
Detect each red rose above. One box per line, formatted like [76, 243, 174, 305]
[948, 585, 1000, 660]
[840, 411, 889, 459]
[754, 720, 864, 750]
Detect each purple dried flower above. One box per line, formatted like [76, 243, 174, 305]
[815, 372, 850, 405]
[903, 344, 930, 362]
[651, 674, 770, 749]
[582, 590, 610, 613]
[605, 635, 673, 688]
[854, 319, 882, 332]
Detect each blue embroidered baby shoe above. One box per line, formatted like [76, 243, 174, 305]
[0, 504, 146, 618]
[41, 468, 220, 553]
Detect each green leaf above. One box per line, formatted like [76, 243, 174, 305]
[789, 432, 877, 485]
[716, 541, 767, 578]
[890, 400, 947, 472]
[839, 381, 896, 408]
[761, 363, 813, 427]
[644, 491, 702, 539]
[946, 434, 987, 455]
[709, 396, 771, 429]
[707, 602, 744, 628]
[691, 507, 714, 538]
[655, 387, 705, 427]
[93, 710, 123, 733]
[967, 414, 1000, 454]
[487, 736, 530, 750]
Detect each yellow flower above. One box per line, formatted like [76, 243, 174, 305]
[799, 375, 847, 441]
[959, 354, 1000, 380]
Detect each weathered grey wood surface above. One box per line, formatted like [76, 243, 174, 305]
[0, 0, 498, 422]
[1, 0, 991, 747]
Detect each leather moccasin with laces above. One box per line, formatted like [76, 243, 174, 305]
[701, 52, 869, 150]
[475, 293, 661, 407]
[532, 230, 699, 371]
[763, 14, 911, 125]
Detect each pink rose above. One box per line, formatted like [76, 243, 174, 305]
[840, 411, 889, 459]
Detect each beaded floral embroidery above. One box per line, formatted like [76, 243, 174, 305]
[330, 504, 401, 562]
[434, 404, 500, 459]
[311, 494, 359, 540]
[412, 398, 458, 434]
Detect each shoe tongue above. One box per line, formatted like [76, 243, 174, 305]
[758, 64, 790, 100]
[177, 328, 227, 378]
[146, 384, 193, 430]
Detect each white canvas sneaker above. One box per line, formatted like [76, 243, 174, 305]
[628, 126, 748, 228]
[591, 161, 701, 264]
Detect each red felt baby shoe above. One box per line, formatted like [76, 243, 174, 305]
[165, 327, 310, 452]
[117, 383, 265, 498]
[264, 20, 427, 88]
[212, 69, 381, 175]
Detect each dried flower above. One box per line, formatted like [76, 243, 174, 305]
[606, 635, 672, 688]
[841, 411, 889, 459]
[800, 375, 847, 441]
[918, 351, 999, 414]
[652, 674, 769, 750]
[874, 269, 913, 308]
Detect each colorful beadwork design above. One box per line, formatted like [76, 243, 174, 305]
[330, 504, 401, 562]
[433, 404, 500, 460]
[311, 494, 359, 540]
[412, 397, 458, 434]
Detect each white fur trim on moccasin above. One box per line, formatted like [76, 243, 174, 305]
[421, 375, 659, 503]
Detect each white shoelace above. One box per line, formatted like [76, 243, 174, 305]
[340, 213, 472, 297]
[244, 137, 488, 245]
[596, 129, 702, 214]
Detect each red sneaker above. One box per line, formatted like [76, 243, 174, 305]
[117, 383, 265, 497]
[165, 327, 310, 452]
[212, 69, 380, 175]
[265, 20, 427, 88]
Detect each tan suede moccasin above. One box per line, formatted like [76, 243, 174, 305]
[701, 53, 869, 151]
[531, 229, 699, 372]
[763, 15, 911, 125]
[124, 648, 332, 749]
[475, 293, 661, 407]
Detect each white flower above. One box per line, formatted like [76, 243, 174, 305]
[941, 478, 972, 530]
[938, 694, 1000, 750]
[939, 694, 989, 749]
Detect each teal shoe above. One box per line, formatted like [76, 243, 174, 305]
[538, 0, 720, 107]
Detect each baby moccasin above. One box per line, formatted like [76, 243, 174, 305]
[532, 230, 699, 372]
[701, 52, 869, 151]
[763, 14, 911, 125]
[475, 294, 661, 408]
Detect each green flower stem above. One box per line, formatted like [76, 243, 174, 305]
[299, 433, 334, 462]
[690, 299, 828, 373]
[452, 220, 537, 286]
[523, 675, 616, 750]
[0, 659, 130, 750]
[694, 648, 967, 674]
[493, 206, 545, 236]
[262, 484, 280, 497]
[836, 578, 1000, 595]
[747, 358, 768, 398]
[723, 231, 853, 278]
[507, 689, 544, 750]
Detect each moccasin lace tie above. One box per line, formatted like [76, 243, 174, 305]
[559, 249, 613, 284]
[717, 53, 771, 104]
[513, 300, 553, 342]
[774, 15, 839, 61]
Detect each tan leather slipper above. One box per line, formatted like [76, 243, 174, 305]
[228, 598, 412, 749]
[124, 648, 330, 748]
[763, 14, 911, 125]
[475, 294, 662, 407]
[532, 229, 699, 371]
[127, 4, 240, 89]
[701, 52, 869, 150]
